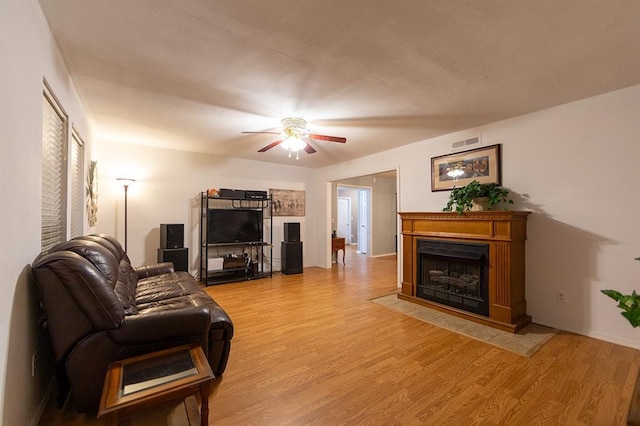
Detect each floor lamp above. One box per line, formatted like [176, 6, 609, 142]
[116, 178, 136, 252]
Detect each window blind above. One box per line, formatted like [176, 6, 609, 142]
[42, 83, 68, 252]
[69, 128, 85, 238]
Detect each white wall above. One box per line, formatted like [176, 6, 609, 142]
[95, 141, 313, 273]
[369, 176, 397, 256]
[0, 0, 94, 424]
[314, 85, 640, 349]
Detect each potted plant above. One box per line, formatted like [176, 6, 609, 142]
[443, 180, 514, 215]
[601, 258, 640, 328]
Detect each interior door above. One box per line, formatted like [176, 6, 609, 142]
[357, 189, 369, 253]
[337, 197, 351, 244]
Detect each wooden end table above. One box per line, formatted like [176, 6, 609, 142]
[332, 237, 346, 264]
[98, 344, 215, 426]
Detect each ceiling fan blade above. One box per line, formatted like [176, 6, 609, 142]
[258, 140, 283, 152]
[308, 133, 347, 143]
[242, 131, 281, 135]
[302, 136, 318, 154]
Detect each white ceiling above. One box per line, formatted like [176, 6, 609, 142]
[38, 0, 640, 168]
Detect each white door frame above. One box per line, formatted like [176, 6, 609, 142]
[357, 188, 370, 254]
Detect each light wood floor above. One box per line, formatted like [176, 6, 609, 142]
[40, 246, 640, 425]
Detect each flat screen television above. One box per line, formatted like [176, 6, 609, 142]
[207, 209, 263, 244]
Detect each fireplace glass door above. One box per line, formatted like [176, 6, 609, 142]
[416, 240, 489, 316]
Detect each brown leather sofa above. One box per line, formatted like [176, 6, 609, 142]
[31, 234, 233, 413]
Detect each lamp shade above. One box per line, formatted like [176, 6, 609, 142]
[116, 177, 136, 187]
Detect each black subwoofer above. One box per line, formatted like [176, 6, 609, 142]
[281, 241, 302, 275]
[283, 222, 300, 242]
[157, 248, 189, 272]
[160, 224, 184, 249]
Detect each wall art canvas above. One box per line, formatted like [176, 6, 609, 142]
[270, 189, 305, 216]
[86, 160, 98, 226]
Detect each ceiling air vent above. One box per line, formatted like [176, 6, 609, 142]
[452, 137, 480, 151]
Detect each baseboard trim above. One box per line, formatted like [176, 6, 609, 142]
[371, 252, 397, 258]
[530, 320, 640, 350]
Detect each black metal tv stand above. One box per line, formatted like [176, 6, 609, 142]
[199, 191, 272, 285]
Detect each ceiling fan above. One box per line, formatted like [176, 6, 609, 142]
[242, 117, 346, 159]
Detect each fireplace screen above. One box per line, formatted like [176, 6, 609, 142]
[416, 240, 489, 316]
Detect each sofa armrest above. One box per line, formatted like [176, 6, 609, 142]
[107, 306, 210, 345]
[135, 262, 175, 279]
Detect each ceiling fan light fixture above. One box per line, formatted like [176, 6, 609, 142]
[281, 135, 306, 151]
[281, 117, 307, 131]
[246, 116, 345, 158]
[281, 135, 306, 159]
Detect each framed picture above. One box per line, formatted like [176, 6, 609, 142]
[431, 144, 501, 191]
[269, 189, 306, 216]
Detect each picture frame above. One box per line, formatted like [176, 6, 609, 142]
[431, 144, 501, 191]
[269, 189, 306, 217]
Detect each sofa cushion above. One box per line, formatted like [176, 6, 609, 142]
[33, 249, 125, 330]
[135, 271, 203, 304]
[114, 280, 138, 315]
[114, 259, 139, 315]
[45, 239, 120, 283]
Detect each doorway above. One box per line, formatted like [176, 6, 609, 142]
[337, 184, 372, 256]
[337, 197, 352, 244]
[332, 170, 398, 261]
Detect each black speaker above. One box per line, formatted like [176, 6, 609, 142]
[283, 222, 300, 242]
[160, 224, 184, 249]
[157, 248, 189, 272]
[281, 241, 302, 275]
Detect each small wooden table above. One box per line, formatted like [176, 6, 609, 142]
[332, 237, 346, 264]
[99, 344, 214, 426]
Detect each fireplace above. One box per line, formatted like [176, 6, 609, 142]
[399, 211, 531, 333]
[417, 240, 489, 316]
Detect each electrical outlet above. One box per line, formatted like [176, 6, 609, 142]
[556, 291, 566, 303]
[31, 351, 38, 377]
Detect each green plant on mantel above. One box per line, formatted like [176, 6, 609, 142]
[601, 258, 640, 328]
[443, 180, 514, 215]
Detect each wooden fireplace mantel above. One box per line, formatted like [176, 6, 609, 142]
[399, 211, 531, 333]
